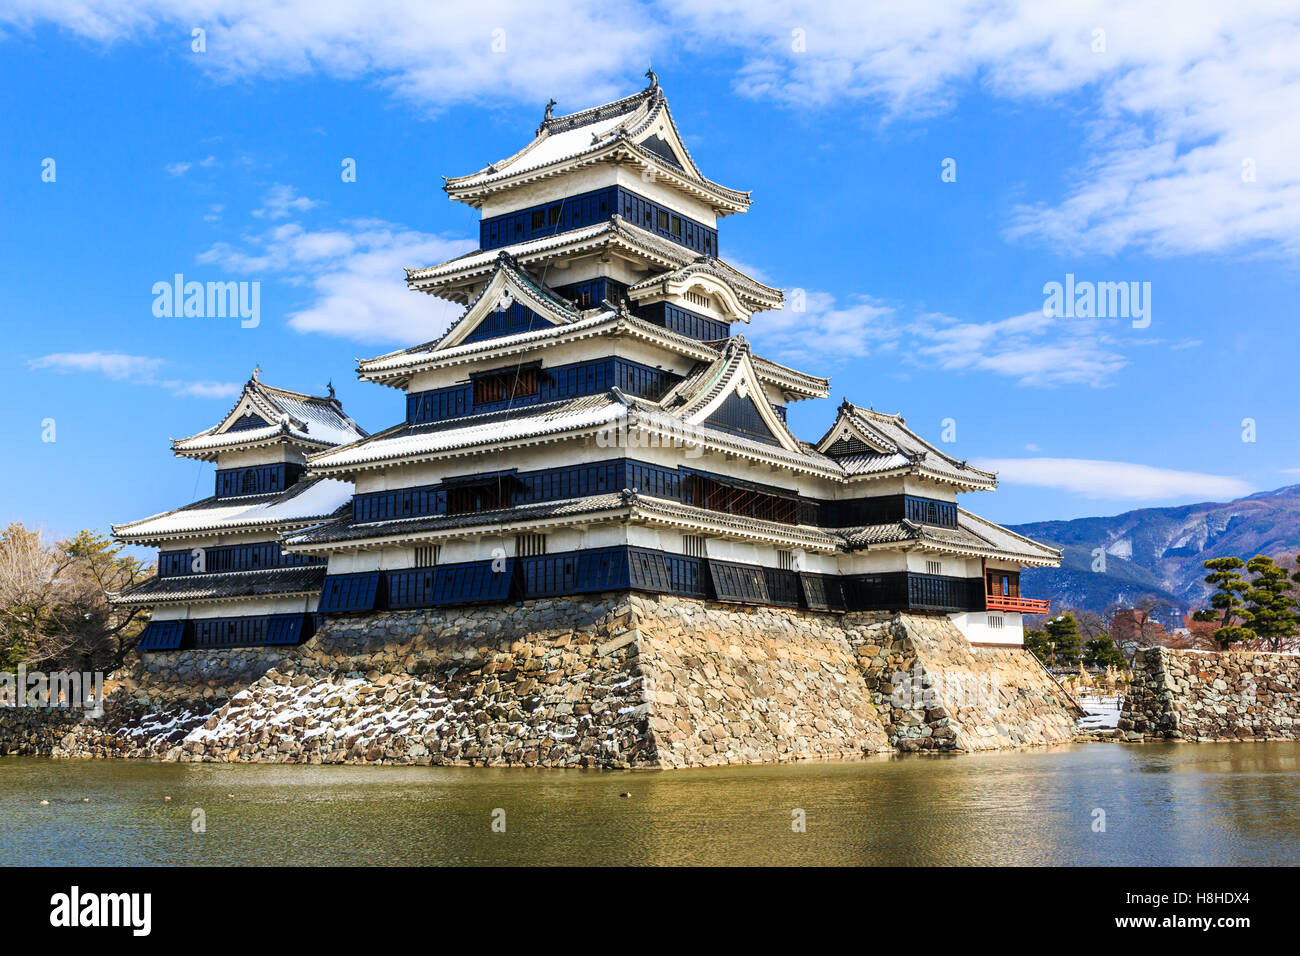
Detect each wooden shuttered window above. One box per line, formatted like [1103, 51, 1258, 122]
[472, 367, 538, 405]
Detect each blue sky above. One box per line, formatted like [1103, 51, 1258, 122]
[2, 1, 1298, 546]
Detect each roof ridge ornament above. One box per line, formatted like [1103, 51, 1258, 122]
[645, 66, 658, 90]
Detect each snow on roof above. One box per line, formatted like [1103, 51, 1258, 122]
[172, 377, 367, 459]
[452, 112, 630, 190]
[408, 221, 613, 282]
[360, 311, 618, 374]
[818, 401, 997, 489]
[443, 79, 750, 211]
[308, 394, 629, 471]
[113, 478, 354, 542]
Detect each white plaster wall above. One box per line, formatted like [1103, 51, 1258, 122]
[149, 593, 318, 621]
[214, 444, 304, 469]
[903, 553, 983, 577]
[324, 524, 631, 572]
[836, 551, 909, 574]
[948, 610, 1024, 646]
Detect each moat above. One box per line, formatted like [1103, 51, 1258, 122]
[4, 742, 1299, 866]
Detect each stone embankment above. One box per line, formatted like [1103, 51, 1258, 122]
[0, 593, 1082, 768]
[1118, 646, 1300, 741]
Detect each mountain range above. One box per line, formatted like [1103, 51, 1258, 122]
[1006, 484, 1300, 622]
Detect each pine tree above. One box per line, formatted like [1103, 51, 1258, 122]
[1046, 613, 1083, 668]
[1244, 555, 1297, 651]
[1084, 633, 1126, 669]
[1024, 628, 1052, 666]
[1202, 557, 1254, 650]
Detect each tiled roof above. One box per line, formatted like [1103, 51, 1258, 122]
[358, 314, 827, 398]
[306, 394, 629, 472]
[172, 376, 367, 459]
[818, 401, 997, 489]
[111, 566, 326, 605]
[285, 494, 631, 547]
[626, 401, 845, 478]
[837, 513, 1060, 564]
[284, 490, 839, 552]
[443, 81, 750, 210]
[628, 495, 841, 550]
[282, 489, 1051, 564]
[112, 478, 354, 543]
[406, 218, 782, 311]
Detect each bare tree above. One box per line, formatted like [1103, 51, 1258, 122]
[0, 524, 151, 672]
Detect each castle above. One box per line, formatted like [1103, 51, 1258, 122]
[105, 76, 1076, 764]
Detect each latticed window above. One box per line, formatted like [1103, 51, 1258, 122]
[446, 480, 509, 515]
[777, 549, 794, 570]
[926, 560, 943, 576]
[686, 474, 798, 524]
[682, 534, 707, 558]
[472, 367, 538, 405]
[414, 545, 440, 568]
[516, 533, 547, 557]
[987, 615, 1005, 629]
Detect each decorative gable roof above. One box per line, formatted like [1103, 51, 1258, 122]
[171, 374, 368, 462]
[815, 401, 998, 490]
[443, 74, 751, 216]
[432, 251, 587, 351]
[658, 337, 806, 455]
[625, 256, 769, 322]
[356, 306, 828, 400]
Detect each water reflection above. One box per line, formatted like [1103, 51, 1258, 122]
[2, 743, 1298, 866]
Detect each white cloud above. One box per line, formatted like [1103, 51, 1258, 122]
[164, 161, 191, 177]
[912, 310, 1128, 387]
[198, 211, 475, 344]
[0, 0, 655, 113]
[28, 351, 240, 398]
[749, 292, 1130, 387]
[749, 290, 899, 364]
[252, 183, 319, 220]
[976, 457, 1254, 501]
[29, 351, 163, 379]
[9, 2, 1298, 256]
[665, 0, 1300, 257]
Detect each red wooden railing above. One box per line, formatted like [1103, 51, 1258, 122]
[985, 593, 1050, 613]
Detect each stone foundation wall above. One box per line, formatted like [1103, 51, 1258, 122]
[850, 612, 1083, 751]
[1, 594, 1082, 768]
[1118, 646, 1300, 742]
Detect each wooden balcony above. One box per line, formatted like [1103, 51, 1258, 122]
[984, 593, 1050, 614]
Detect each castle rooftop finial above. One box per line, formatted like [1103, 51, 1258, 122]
[645, 65, 658, 89]
[251, 365, 261, 382]
[544, 98, 556, 120]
